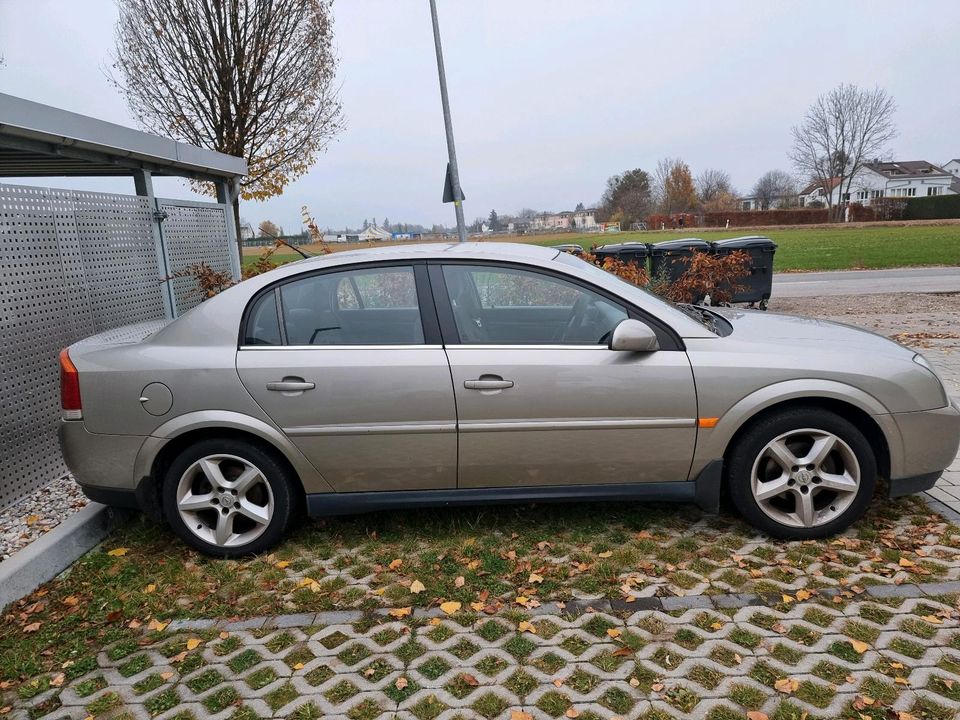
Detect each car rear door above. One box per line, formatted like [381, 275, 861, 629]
[433, 262, 697, 489]
[236, 262, 457, 492]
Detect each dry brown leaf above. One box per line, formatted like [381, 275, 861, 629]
[293, 662, 304, 670]
[774, 678, 799, 694]
[275, 561, 290, 569]
[921, 615, 943, 624]
[597, 551, 613, 558]
[746, 713, 769, 720]
[388, 607, 412, 618]
[107, 547, 129, 557]
[146, 619, 169, 632]
[439, 601, 461, 615]
[518, 620, 537, 634]
[389, 558, 403, 571]
[23, 622, 41, 633]
[50, 673, 65, 688]
[62, 595, 79, 607]
[170, 651, 188, 664]
[795, 589, 812, 601]
[606, 628, 622, 639]
[160, 672, 174, 681]
[454, 576, 465, 588]
[651, 682, 664, 692]
[186, 638, 201, 650]
[219, 631, 230, 640]
[461, 673, 479, 687]
[898, 557, 916, 568]
[629, 677, 640, 688]
[409, 580, 426, 594]
[511, 712, 533, 720]
[395, 676, 408, 690]
[529, 572, 544, 584]
[849, 639, 869, 654]
[565, 708, 579, 719]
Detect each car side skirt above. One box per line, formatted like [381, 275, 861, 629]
[307, 461, 724, 517]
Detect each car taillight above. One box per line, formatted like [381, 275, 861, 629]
[60, 348, 82, 420]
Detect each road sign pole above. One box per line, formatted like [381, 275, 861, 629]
[428, 0, 467, 242]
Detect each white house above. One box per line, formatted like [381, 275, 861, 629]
[572, 208, 598, 230]
[828, 161, 957, 206]
[798, 178, 841, 207]
[944, 159, 960, 179]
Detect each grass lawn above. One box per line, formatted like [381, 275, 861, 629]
[242, 223, 960, 272]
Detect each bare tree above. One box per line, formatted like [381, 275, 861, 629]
[790, 84, 896, 221]
[752, 170, 798, 210]
[696, 169, 736, 204]
[111, 0, 344, 258]
[257, 220, 283, 238]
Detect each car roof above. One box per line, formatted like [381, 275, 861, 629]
[294, 241, 560, 266]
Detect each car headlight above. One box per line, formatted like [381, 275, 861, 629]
[914, 353, 948, 405]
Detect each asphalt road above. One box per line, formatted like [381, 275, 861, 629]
[773, 266, 960, 297]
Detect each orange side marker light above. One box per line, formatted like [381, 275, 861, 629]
[698, 417, 719, 428]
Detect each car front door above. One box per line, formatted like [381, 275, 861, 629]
[433, 262, 697, 489]
[236, 263, 457, 492]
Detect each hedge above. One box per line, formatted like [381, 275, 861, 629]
[904, 194, 960, 220]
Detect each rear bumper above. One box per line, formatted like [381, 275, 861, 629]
[887, 399, 960, 483]
[59, 420, 147, 495]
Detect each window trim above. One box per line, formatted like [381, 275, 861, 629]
[238, 261, 442, 348]
[426, 260, 684, 351]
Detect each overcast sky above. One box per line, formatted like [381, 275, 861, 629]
[1, 0, 959, 232]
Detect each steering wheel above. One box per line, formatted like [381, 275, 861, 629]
[558, 295, 591, 343]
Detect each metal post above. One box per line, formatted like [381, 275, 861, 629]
[428, 0, 467, 242]
[216, 179, 243, 281]
[133, 169, 176, 319]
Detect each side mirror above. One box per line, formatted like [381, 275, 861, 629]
[609, 318, 659, 352]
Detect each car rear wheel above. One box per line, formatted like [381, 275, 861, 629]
[162, 438, 297, 557]
[728, 407, 876, 539]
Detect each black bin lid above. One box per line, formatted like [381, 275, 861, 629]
[711, 235, 778, 250]
[651, 238, 711, 253]
[594, 242, 651, 255]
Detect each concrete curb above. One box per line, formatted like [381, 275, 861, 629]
[0, 502, 131, 612]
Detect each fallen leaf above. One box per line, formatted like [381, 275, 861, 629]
[898, 557, 916, 568]
[388, 607, 412, 618]
[186, 638, 201, 650]
[62, 596, 79, 607]
[553, 679, 564, 687]
[455, 576, 465, 588]
[146, 619, 169, 632]
[107, 547, 129, 557]
[50, 673, 65, 688]
[389, 558, 403, 571]
[395, 676, 408, 690]
[921, 615, 943, 624]
[275, 561, 290, 569]
[774, 678, 799, 694]
[651, 682, 664, 692]
[219, 631, 229, 640]
[511, 712, 533, 720]
[25, 515, 41, 525]
[0, 707, 10, 716]
[144, 584, 156, 594]
[128, 619, 142, 629]
[606, 628, 622, 639]
[466, 559, 481, 571]
[849, 639, 869, 654]
[23, 622, 41, 633]
[629, 677, 640, 688]
[409, 580, 426, 594]
[565, 708, 579, 719]
[293, 662, 304, 670]
[895, 676, 910, 686]
[746, 713, 769, 720]
[170, 651, 188, 664]
[795, 589, 812, 601]
[710, 621, 724, 630]
[782, 594, 795, 604]
[470, 602, 485, 612]
[160, 672, 174, 681]
[597, 551, 613, 558]
[518, 620, 537, 634]
[461, 673, 479, 687]
[439, 601, 461, 615]
[429, 618, 442, 626]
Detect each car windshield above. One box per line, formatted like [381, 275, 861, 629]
[553, 250, 721, 333]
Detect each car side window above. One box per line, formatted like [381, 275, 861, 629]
[442, 265, 627, 345]
[243, 291, 282, 346]
[280, 266, 424, 346]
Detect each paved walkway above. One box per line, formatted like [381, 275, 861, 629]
[13, 592, 960, 720]
[774, 266, 960, 297]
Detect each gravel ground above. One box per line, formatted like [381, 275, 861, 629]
[0, 475, 87, 562]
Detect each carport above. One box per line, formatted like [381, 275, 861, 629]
[0, 92, 248, 509]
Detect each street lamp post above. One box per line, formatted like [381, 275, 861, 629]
[428, 0, 467, 242]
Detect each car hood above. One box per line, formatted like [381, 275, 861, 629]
[708, 307, 914, 358]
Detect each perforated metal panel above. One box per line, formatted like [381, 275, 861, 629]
[0, 183, 235, 509]
[158, 199, 235, 316]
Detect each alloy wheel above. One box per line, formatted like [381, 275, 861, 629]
[175, 454, 274, 547]
[750, 428, 860, 529]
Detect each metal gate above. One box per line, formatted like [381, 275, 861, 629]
[0, 182, 237, 509]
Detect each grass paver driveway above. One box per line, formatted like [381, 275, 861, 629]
[5, 494, 960, 718]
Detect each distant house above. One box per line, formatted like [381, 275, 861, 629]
[798, 178, 841, 207]
[944, 159, 960, 179]
[738, 195, 792, 211]
[829, 161, 957, 205]
[239, 222, 255, 241]
[572, 208, 598, 230]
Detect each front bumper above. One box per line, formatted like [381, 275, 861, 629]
[887, 398, 960, 496]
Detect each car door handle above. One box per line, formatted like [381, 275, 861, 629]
[266, 380, 315, 392]
[464, 378, 514, 390]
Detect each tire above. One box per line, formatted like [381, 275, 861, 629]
[727, 407, 876, 539]
[162, 438, 298, 557]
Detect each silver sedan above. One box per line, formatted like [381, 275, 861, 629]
[59, 243, 960, 556]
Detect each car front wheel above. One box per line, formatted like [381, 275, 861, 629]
[162, 438, 297, 557]
[728, 407, 877, 539]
